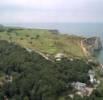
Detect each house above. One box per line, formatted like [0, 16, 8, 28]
[70, 58, 74, 61]
[72, 82, 88, 96]
[55, 53, 64, 58]
[88, 70, 95, 84]
[26, 48, 32, 53]
[72, 82, 86, 91]
[68, 94, 74, 99]
[5, 75, 13, 83]
[56, 58, 61, 61]
[100, 64, 103, 71]
[55, 53, 64, 61]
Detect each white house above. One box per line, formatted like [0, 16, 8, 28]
[72, 82, 86, 91]
[88, 70, 95, 84]
[72, 82, 89, 97]
[5, 75, 13, 83]
[55, 53, 64, 61]
[100, 64, 103, 71]
[26, 48, 32, 53]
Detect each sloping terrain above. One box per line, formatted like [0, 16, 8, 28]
[0, 26, 85, 58]
[0, 26, 102, 100]
[0, 40, 92, 100]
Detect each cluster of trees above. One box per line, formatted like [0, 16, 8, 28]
[0, 25, 6, 32]
[0, 24, 23, 33]
[0, 40, 95, 100]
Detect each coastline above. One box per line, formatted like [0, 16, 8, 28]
[0, 23, 103, 62]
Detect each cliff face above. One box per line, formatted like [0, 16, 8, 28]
[82, 37, 102, 55]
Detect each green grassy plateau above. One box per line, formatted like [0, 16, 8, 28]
[0, 26, 85, 58]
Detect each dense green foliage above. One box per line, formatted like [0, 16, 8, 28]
[0, 40, 91, 100]
[0, 25, 6, 32]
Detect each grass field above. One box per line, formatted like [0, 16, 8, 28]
[0, 27, 85, 58]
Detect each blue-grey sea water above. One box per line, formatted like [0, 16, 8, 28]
[4, 23, 103, 63]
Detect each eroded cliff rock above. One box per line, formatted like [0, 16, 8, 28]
[82, 37, 102, 55]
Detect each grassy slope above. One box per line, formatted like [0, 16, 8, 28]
[0, 28, 85, 58]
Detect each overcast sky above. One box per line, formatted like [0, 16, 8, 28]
[0, 0, 102, 23]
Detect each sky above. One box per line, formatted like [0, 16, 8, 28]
[0, 0, 102, 23]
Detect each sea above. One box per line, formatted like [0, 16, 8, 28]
[4, 23, 103, 64]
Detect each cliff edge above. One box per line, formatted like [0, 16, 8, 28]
[82, 37, 102, 56]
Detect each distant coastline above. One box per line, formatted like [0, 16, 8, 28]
[2, 23, 103, 35]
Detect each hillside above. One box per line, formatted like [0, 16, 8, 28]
[0, 26, 85, 58]
[0, 40, 96, 100]
[0, 26, 103, 100]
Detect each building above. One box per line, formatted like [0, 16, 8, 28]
[72, 82, 86, 91]
[72, 82, 88, 96]
[5, 75, 13, 83]
[88, 70, 95, 84]
[55, 53, 64, 61]
[26, 48, 32, 53]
